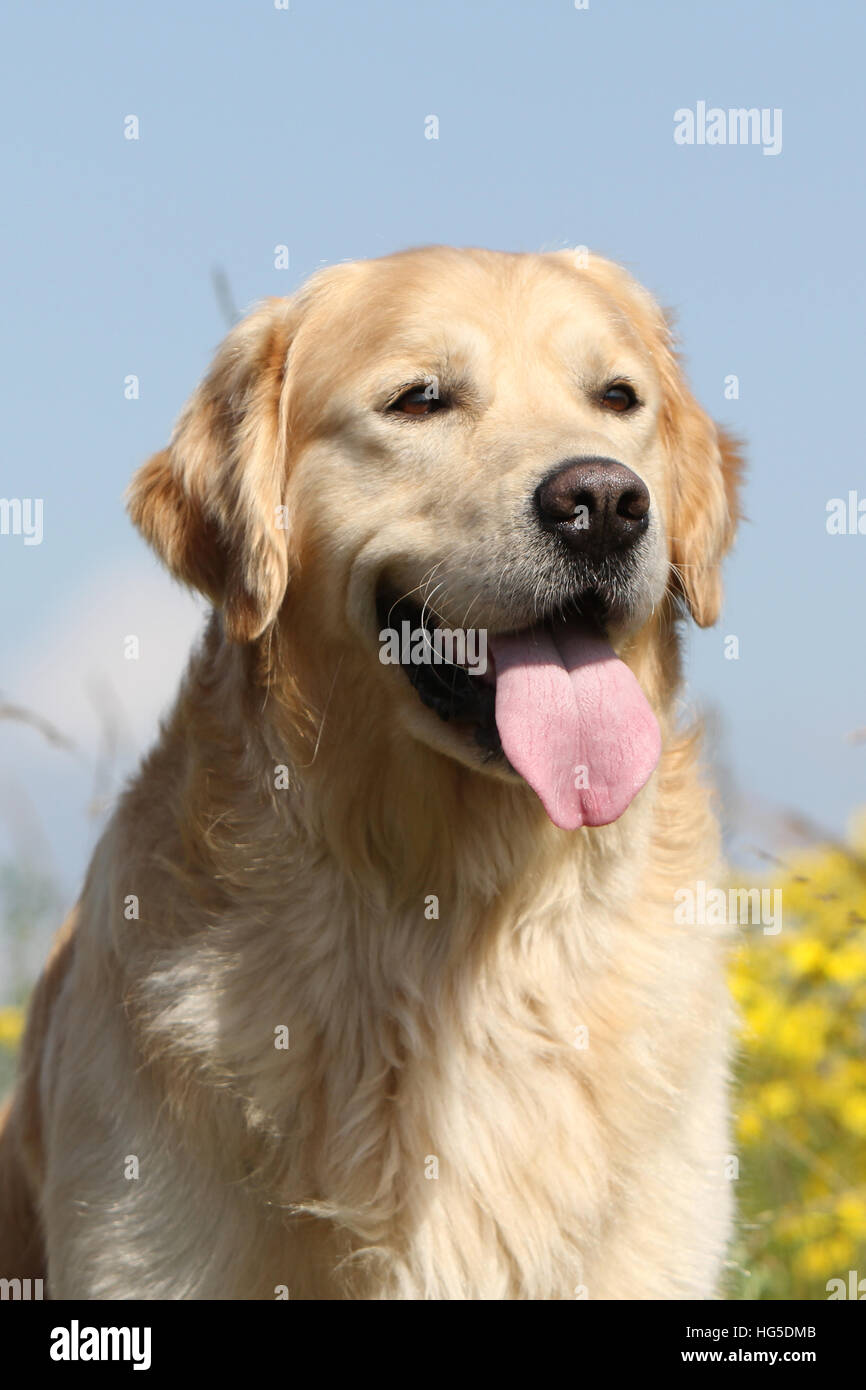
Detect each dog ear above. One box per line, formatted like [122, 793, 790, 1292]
[127, 299, 294, 643]
[660, 372, 744, 628]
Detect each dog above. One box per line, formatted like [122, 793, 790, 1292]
[0, 246, 742, 1299]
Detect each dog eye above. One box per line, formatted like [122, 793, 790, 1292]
[388, 386, 444, 417]
[600, 382, 639, 413]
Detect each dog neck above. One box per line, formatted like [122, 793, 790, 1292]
[141, 608, 687, 929]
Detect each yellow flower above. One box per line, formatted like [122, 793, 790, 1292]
[772, 1001, 829, 1064]
[740, 994, 785, 1044]
[793, 1240, 833, 1279]
[839, 1093, 866, 1137]
[785, 938, 827, 976]
[836, 1195, 866, 1238]
[793, 1235, 855, 1281]
[0, 1006, 24, 1049]
[737, 1107, 762, 1143]
[824, 1235, 857, 1273]
[758, 1080, 798, 1119]
[803, 1174, 832, 1203]
[824, 945, 866, 984]
[725, 824, 866, 1297]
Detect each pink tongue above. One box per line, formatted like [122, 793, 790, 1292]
[490, 624, 661, 831]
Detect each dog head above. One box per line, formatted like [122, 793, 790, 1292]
[129, 246, 741, 830]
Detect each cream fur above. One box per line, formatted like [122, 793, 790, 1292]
[0, 246, 742, 1299]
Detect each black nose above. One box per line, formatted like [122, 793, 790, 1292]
[535, 456, 650, 557]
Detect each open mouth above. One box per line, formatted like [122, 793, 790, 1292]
[375, 588, 502, 754]
[375, 586, 661, 831]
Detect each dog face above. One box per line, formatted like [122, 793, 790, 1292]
[129, 247, 741, 829]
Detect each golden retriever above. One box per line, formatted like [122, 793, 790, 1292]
[0, 246, 742, 1299]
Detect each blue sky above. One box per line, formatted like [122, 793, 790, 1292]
[1, 0, 864, 901]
